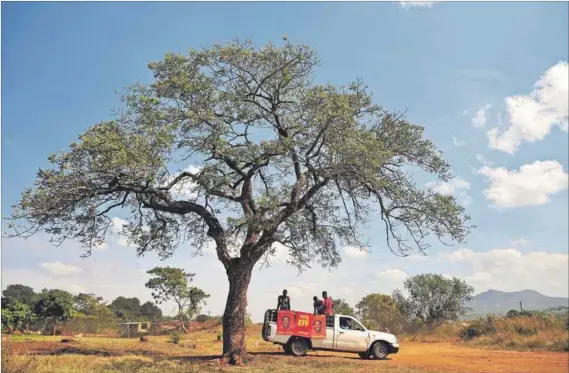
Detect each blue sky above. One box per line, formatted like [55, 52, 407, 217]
[2, 1, 568, 321]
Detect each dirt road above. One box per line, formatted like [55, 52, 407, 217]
[5, 338, 568, 373]
[324, 341, 569, 373]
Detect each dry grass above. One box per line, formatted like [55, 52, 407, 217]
[463, 315, 569, 352]
[2, 321, 568, 373]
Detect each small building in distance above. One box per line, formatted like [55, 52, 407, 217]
[119, 322, 150, 338]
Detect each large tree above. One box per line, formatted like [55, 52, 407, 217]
[6, 39, 471, 363]
[108, 296, 142, 321]
[74, 293, 105, 315]
[33, 289, 76, 335]
[145, 266, 209, 332]
[392, 273, 474, 327]
[140, 301, 163, 321]
[1, 284, 37, 308]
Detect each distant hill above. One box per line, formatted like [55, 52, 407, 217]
[467, 289, 569, 315]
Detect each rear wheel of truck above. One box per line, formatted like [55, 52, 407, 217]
[289, 337, 309, 357]
[282, 344, 291, 354]
[371, 341, 389, 360]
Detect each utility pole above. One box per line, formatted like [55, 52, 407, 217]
[519, 301, 523, 312]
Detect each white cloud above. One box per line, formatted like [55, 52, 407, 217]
[510, 237, 528, 247]
[438, 248, 569, 296]
[376, 268, 407, 282]
[427, 177, 470, 196]
[452, 136, 466, 147]
[472, 104, 491, 128]
[109, 217, 136, 248]
[426, 176, 472, 205]
[475, 153, 493, 167]
[343, 246, 370, 259]
[477, 160, 568, 208]
[399, 1, 437, 8]
[40, 262, 82, 276]
[487, 61, 568, 153]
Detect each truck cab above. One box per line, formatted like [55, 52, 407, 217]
[262, 309, 399, 359]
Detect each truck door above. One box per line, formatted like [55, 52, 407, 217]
[334, 316, 370, 352]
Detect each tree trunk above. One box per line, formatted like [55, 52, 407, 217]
[222, 261, 254, 365]
[179, 307, 188, 333]
[52, 318, 57, 336]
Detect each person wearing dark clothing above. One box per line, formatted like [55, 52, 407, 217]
[277, 289, 291, 310]
[322, 291, 333, 316]
[313, 296, 325, 315]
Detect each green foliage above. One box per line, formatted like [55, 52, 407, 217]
[506, 309, 520, 318]
[332, 299, 354, 316]
[1, 301, 36, 332]
[109, 297, 142, 321]
[1, 284, 37, 309]
[245, 313, 253, 328]
[8, 39, 471, 272]
[169, 330, 181, 344]
[393, 274, 474, 327]
[33, 289, 75, 323]
[145, 267, 209, 327]
[355, 294, 402, 332]
[140, 301, 163, 321]
[459, 316, 497, 341]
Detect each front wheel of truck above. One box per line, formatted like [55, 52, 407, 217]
[288, 337, 309, 357]
[371, 341, 390, 360]
[358, 350, 371, 359]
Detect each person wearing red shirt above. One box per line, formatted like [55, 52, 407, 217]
[322, 291, 333, 316]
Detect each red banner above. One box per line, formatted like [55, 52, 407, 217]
[294, 311, 312, 337]
[311, 314, 326, 339]
[276, 311, 295, 335]
[276, 311, 327, 339]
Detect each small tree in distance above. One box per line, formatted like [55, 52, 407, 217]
[393, 273, 474, 328]
[33, 289, 75, 335]
[356, 293, 403, 332]
[332, 299, 355, 316]
[6, 38, 472, 364]
[145, 266, 209, 332]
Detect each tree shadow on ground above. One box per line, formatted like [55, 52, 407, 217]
[22, 345, 391, 363]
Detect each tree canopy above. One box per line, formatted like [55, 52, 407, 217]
[109, 296, 142, 321]
[2, 284, 37, 308]
[332, 298, 354, 316]
[6, 38, 472, 363]
[145, 266, 209, 331]
[393, 273, 475, 327]
[33, 289, 75, 335]
[356, 293, 402, 332]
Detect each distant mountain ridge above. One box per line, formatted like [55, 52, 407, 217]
[467, 289, 569, 315]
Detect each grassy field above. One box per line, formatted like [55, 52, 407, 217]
[2, 323, 568, 373]
[401, 314, 569, 352]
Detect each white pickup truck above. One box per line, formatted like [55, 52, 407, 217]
[262, 309, 400, 359]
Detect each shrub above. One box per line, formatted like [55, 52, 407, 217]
[506, 309, 520, 318]
[169, 331, 181, 344]
[458, 316, 496, 341]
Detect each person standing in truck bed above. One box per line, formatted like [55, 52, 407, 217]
[277, 289, 291, 310]
[313, 296, 325, 314]
[322, 291, 333, 316]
